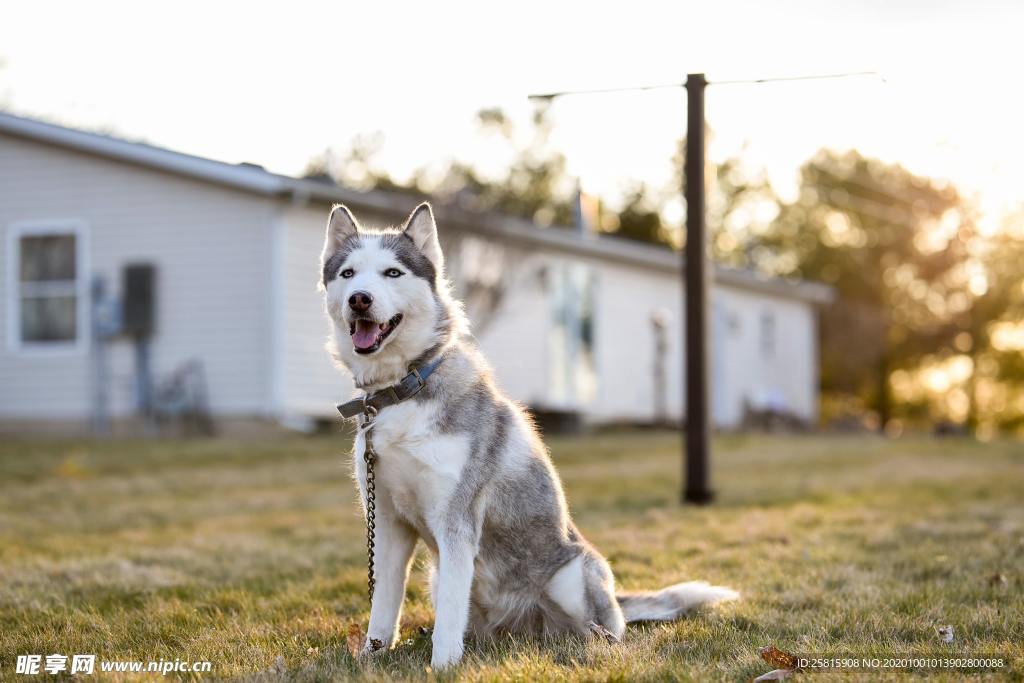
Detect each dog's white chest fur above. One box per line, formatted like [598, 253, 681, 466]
[354, 401, 469, 546]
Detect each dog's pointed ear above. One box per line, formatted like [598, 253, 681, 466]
[403, 202, 443, 271]
[321, 204, 360, 265]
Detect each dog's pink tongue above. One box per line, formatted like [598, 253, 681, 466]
[352, 320, 379, 349]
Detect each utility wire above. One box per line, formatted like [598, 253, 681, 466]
[529, 71, 883, 100]
[809, 162, 952, 213]
[529, 82, 685, 100]
[713, 70, 884, 86]
[820, 191, 920, 228]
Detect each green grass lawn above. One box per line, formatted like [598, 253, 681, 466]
[1, 431, 1021, 681]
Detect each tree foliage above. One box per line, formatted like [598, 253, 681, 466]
[752, 151, 969, 426]
[431, 106, 577, 226]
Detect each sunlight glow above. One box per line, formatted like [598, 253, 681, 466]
[2, 1, 1024, 237]
[991, 322, 1024, 352]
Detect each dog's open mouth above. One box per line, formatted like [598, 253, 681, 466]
[349, 314, 403, 354]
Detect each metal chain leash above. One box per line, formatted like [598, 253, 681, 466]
[361, 406, 378, 601]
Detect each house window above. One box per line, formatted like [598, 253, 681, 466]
[7, 222, 88, 350]
[549, 262, 597, 406]
[760, 310, 776, 358]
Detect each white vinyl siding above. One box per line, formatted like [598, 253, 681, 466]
[0, 134, 276, 420]
[711, 287, 819, 427]
[280, 204, 354, 419]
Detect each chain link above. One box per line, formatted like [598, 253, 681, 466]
[361, 408, 378, 601]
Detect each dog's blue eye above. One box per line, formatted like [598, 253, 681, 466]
[340, 268, 354, 279]
[384, 268, 404, 278]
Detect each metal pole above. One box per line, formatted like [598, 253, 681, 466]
[90, 276, 111, 437]
[528, 71, 877, 505]
[684, 73, 713, 504]
[134, 335, 154, 434]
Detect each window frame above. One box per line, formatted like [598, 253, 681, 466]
[548, 260, 598, 407]
[6, 220, 90, 355]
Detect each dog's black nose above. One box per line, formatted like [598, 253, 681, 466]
[348, 290, 373, 312]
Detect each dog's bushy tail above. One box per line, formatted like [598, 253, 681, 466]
[616, 581, 739, 623]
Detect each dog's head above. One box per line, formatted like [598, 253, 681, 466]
[320, 202, 461, 384]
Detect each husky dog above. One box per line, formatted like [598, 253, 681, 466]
[320, 203, 738, 668]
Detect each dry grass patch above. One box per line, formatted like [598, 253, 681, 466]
[0, 432, 1021, 680]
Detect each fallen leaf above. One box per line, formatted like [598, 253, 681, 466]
[755, 645, 800, 681]
[306, 646, 319, 657]
[347, 623, 365, 659]
[759, 645, 799, 670]
[937, 625, 954, 643]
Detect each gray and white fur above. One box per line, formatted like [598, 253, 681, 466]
[319, 203, 738, 668]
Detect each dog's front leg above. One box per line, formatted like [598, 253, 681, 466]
[430, 529, 476, 668]
[362, 510, 418, 654]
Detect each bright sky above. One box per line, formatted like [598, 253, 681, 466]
[2, 0, 1022, 233]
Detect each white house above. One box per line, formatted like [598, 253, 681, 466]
[0, 112, 832, 433]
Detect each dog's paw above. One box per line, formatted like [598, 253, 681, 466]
[429, 637, 464, 669]
[357, 637, 387, 661]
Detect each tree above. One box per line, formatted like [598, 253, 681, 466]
[957, 210, 1024, 432]
[706, 156, 779, 267]
[425, 105, 578, 227]
[304, 133, 417, 195]
[751, 150, 969, 430]
[613, 182, 673, 245]
[582, 139, 781, 250]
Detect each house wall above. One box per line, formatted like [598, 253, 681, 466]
[427, 246, 685, 422]
[466, 250, 552, 406]
[0, 134, 277, 421]
[711, 286, 820, 427]
[474, 249, 820, 428]
[588, 257, 686, 422]
[279, 203, 354, 419]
